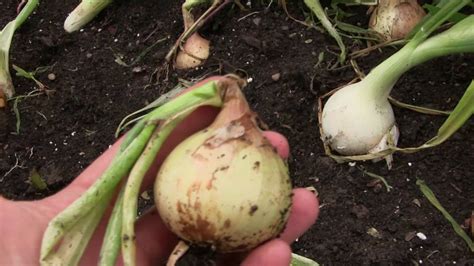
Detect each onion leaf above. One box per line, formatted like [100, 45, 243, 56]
[417, 179, 474, 252]
[291, 253, 320, 266]
[64, 0, 113, 33]
[304, 0, 346, 63]
[421, 80, 474, 148]
[0, 0, 39, 99]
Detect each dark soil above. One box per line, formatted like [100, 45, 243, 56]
[1, 0, 473, 265]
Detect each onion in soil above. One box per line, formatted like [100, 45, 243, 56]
[369, 0, 426, 40]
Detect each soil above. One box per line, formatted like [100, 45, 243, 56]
[1, 0, 473, 265]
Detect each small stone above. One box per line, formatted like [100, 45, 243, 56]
[416, 232, 427, 240]
[140, 191, 151, 200]
[271, 73, 281, 81]
[412, 198, 421, 207]
[86, 53, 93, 58]
[132, 66, 143, 73]
[404, 231, 417, 241]
[304, 39, 313, 44]
[47, 73, 56, 80]
[367, 227, 382, 238]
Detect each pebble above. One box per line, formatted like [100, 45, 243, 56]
[132, 66, 143, 73]
[412, 198, 421, 207]
[271, 73, 281, 81]
[416, 232, 427, 240]
[47, 73, 56, 80]
[367, 227, 382, 238]
[405, 231, 416, 241]
[141, 191, 151, 200]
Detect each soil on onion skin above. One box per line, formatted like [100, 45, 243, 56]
[1, 0, 473, 265]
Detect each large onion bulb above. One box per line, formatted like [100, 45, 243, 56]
[154, 78, 292, 252]
[369, 0, 426, 40]
[321, 81, 399, 167]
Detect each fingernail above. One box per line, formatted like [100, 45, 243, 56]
[305, 186, 319, 197]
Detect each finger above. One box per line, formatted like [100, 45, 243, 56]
[240, 239, 292, 266]
[262, 131, 290, 159]
[135, 210, 178, 265]
[279, 188, 319, 243]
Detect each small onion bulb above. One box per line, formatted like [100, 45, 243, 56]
[369, 0, 426, 40]
[154, 78, 292, 252]
[175, 33, 210, 69]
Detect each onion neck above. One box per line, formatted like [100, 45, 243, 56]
[360, 43, 417, 102]
[212, 78, 251, 126]
[211, 77, 264, 144]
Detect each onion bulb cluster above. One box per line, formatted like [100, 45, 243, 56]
[369, 0, 426, 40]
[154, 77, 293, 252]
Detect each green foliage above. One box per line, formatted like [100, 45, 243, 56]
[417, 179, 474, 252]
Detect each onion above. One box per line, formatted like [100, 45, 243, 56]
[321, 81, 398, 156]
[64, 0, 112, 33]
[369, 0, 426, 40]
[321, 3, 473, 166]
[154, 78, 292, 252]
[175, 33, 210, 69]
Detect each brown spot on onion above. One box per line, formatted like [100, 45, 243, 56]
[224, 219, 231, 229]
[249, 205, 258, 216]
[253, 161, 260, 170]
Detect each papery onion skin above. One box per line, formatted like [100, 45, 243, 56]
[321, 82, 396, 155]
[369, 0, 426, 40]
[154, 81, 292, 252]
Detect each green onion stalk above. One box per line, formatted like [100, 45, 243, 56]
[0, 0, 39, 106]
[64, 0, 112, 32]
[320, 0, 474, 167]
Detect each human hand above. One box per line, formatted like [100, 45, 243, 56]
[0, 88, 319, 266]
